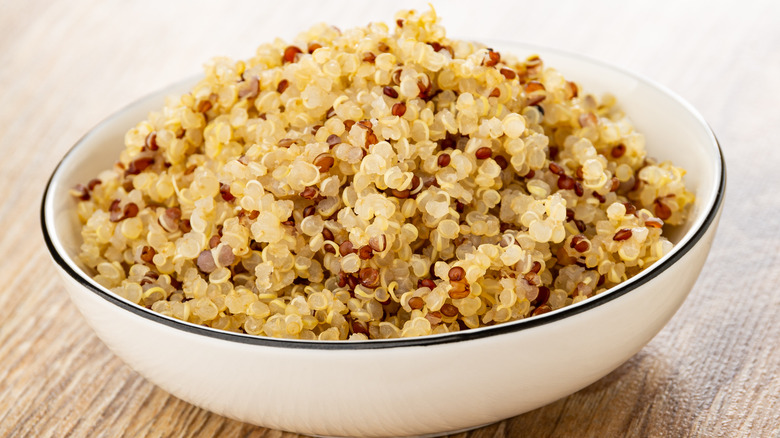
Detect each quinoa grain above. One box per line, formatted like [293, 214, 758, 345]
[73, 7, 693, 340]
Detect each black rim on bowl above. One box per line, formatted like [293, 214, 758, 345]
[40, 50, 727, 351]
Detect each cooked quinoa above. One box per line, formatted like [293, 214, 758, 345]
[72, 8, 694, 340]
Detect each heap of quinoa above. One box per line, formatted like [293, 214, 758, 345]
[72, 8, 694, 340]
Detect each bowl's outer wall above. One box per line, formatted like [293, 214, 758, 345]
[44, 42, 725, 437]
[56, 214, 720, 437]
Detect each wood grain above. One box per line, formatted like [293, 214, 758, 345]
[1, 0, 778, 436]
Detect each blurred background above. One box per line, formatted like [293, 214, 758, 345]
[1, 0, 778, 437]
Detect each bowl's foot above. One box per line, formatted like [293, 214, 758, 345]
[311, 420, 501, 438]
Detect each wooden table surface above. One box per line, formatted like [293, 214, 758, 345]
[2, 0, 779, 436]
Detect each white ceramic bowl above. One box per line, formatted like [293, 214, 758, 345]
[42, 42, 725, 437]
